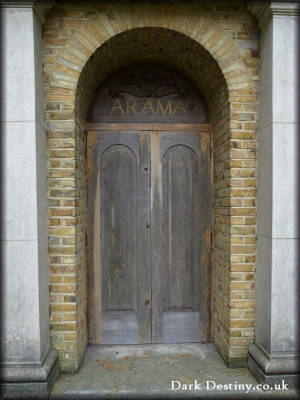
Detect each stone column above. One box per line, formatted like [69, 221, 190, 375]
[0, 2, 58, 398]
[247, 1, 299, 385]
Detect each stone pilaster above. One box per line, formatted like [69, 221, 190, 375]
[0, 2, 58, 398]
[247, 1, 299, 386]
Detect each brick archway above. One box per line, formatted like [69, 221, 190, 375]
[44, 3, 258, 372]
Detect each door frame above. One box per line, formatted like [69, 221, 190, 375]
[86, 122, 213, 344]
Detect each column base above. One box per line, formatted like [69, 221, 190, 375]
[0, 349, 58, 399]
[248, 344, 299, 387]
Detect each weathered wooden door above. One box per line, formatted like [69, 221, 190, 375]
[87, 130, 152, 344]
[151, 130, 211, 343]
[87, 64, 211, 345]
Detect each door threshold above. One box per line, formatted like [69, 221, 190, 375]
[85, 342, 214, 359]
[50, 343, 298, 399]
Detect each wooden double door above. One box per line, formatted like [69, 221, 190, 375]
[87, 124, 211, 345]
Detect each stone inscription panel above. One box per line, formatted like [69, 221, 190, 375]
[88, 64, 208, 123]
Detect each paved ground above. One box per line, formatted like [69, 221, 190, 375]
[50, 343, 298, 399]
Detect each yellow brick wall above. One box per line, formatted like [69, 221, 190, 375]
[43, 0, 259, 371]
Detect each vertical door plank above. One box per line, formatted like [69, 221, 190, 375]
[198, 133, 212, 341]
[137, 131, 152, 343]
[87, 133, 102, 344]
[152, 131, 211, 343]
[163, 146, 196, 310]
[101, 145, 137, 311]
[150, 132, 164, 343]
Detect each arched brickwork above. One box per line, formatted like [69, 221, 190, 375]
[44, 2, 258, 372]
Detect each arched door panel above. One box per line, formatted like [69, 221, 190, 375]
[151, 131, 211, 343]
[87, 131, 151, 344]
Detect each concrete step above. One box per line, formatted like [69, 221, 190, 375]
[50, 343, 298, 399]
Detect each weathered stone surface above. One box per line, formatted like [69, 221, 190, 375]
[50, 344, 299, 399]
[1, 350, 58, 399]
[248, 0, 299, 385]
[1, 6, 58, 398]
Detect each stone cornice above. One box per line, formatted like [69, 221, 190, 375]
[0, 0, 55, 24]
[0, 1, 35, 7]
[248, 1, 300, 29]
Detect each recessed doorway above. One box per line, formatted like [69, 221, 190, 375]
[86, 64, 212, 345]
